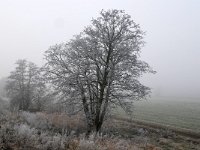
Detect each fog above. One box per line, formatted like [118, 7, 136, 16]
[0, 0, 200, 99]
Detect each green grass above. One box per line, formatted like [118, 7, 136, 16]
[115, 97, 200, 132]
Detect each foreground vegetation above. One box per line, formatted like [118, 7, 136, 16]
[0, 104, 200, 150]
[0, 110, 152, 150]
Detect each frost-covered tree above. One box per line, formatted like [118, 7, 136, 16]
[45, 9, 155, 134]
[6, 59, 47, 111]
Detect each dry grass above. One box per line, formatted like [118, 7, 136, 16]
[1, 110, 200, 150]
[0, 111, 164, 150]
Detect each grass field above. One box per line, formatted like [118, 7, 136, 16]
[116, 97, 200, 132]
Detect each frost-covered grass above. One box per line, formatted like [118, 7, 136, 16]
[0, 109, 199, 150]
[0, 111, 152, 150]
[21, 111, 86, 135]
[114, 97, 200, 132]
[133, 97, 200, 131]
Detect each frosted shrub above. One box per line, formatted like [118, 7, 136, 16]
[21, 111, 36, 121]
[79, 138, 99, 150]
[0, 123, 15, 143]
[21, 111, 49, 130]
[36, 132, 66, 150]
[15, 124, 36, 136]
[20, 111, 86, 135]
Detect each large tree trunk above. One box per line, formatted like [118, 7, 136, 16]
[95, 120, 103, 133]
[86, 119, 103, 137]
[86, 122, 95, 137]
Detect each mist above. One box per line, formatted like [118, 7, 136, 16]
[0, 0, 200, 99]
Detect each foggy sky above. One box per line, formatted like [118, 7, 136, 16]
[0, 0, 200, 98]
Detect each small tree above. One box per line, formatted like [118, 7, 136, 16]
[6, 59, 47, 111]
[45, 9, 155, 134]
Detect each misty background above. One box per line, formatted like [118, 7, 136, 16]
[0, 0, 200, 99]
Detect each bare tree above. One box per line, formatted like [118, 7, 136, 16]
[45, 9, 155, 134]
[6, 59, 47, 111]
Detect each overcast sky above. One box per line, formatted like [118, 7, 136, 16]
[0, 0, 200, 98]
